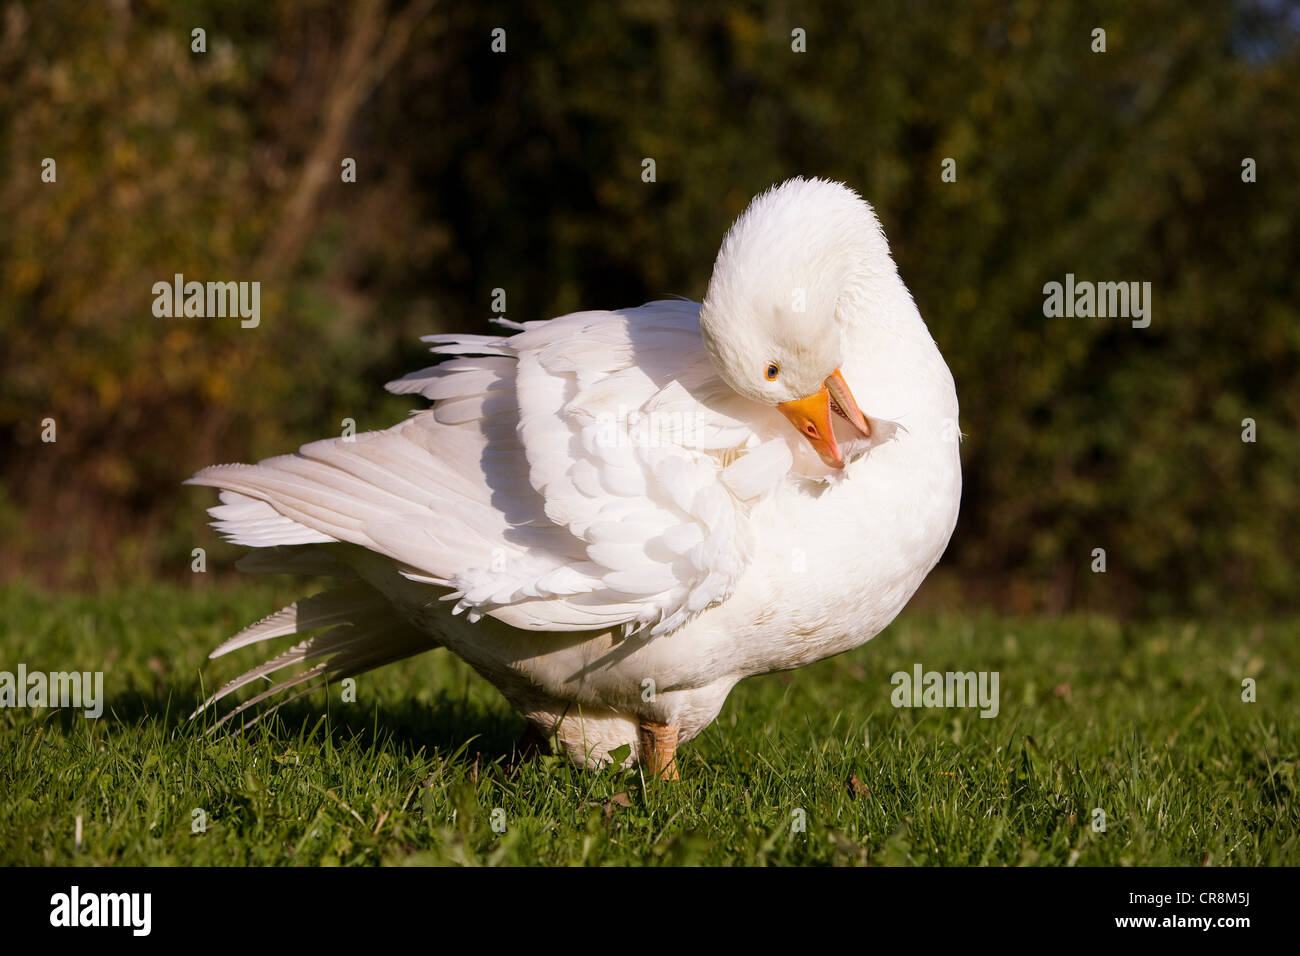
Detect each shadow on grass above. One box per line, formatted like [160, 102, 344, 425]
[52, 681, 531, 770]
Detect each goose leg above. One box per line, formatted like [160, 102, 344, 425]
[638, 720, 680, 780]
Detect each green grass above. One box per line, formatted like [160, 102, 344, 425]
[1, 582, 1296, 866]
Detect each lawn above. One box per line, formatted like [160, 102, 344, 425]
[1, 582, 1295, 866]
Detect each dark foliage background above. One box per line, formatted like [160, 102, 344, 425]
[2, 0, 1297, 614]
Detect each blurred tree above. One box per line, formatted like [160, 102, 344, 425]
[1, 0, 1297, 615]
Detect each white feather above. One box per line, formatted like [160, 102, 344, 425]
[187, 177, 962, 772]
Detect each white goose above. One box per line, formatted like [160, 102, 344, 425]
[189, 177, 961, 777]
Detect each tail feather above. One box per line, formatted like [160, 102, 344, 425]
[220, 679, 334, 734]
[200, 622, 381, 710]
[191, 582, 435, 730]
[209, 583, 388, 658]
[200, 660, 333, 731]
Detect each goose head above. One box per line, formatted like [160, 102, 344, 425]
[699, 177, 896, 468]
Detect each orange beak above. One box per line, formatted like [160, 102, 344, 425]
[777, 368, 872, 468]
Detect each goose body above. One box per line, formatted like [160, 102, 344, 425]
[190, 178, 961, 773]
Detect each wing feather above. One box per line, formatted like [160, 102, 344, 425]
[189, 300, 837, 641]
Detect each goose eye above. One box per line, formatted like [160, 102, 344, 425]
[765, 363, 780, 381]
